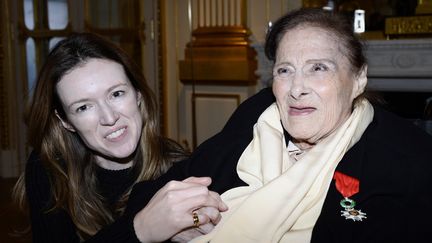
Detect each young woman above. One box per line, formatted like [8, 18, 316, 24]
[13, 33, 226, 243]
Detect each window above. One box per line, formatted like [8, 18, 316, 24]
[21, 0, 71, 95]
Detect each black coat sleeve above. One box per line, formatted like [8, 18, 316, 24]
[25, 151, 141, 243]
[125, 88, 275, 217]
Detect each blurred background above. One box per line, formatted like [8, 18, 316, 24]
[0, 1, 431, 242]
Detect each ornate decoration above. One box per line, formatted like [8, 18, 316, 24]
[385, 15, 432, 35]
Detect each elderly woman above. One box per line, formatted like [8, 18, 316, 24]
[126, 8, 432, 242]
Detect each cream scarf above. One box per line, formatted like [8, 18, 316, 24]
[191, 99, 374, 243]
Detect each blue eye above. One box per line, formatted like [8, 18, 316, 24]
[273, 67, 292, 78]
[112, 90, 125, 98]
[76, 105, 88, 113]
[277, 67, 288, 74]
[312, 63, 328, 72]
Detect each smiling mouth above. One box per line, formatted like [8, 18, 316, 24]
[289, 107, 316, 115]
[106, 128, 126, 139]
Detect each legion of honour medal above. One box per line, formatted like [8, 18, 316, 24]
[333, 171, 367, 222]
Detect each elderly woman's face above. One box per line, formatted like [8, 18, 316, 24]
[272, 26, 365, 148]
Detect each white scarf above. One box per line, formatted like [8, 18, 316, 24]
[191, 99, 374, 243]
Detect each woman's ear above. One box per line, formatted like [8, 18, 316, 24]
[55, 110, 76, 132]
[351, 65, 368, 99]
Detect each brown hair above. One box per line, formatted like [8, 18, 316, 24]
[14, 32, 186, 239]
[264, 8, 380, 104]
[265, 8, 366, 76]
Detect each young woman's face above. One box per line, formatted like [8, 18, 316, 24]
[56, 58, 143, 168]
[272, 26, 365, 149]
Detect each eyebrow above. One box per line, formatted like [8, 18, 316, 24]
[273, 61, 293, 68]
[107, 82, 129, 93]
[273, 59, 337, 69]
[306, 58, 337, 66]
[66, 82, 129, 110]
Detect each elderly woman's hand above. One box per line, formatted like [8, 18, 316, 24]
[133, 177, 227, 243]
[170, 222, 215, 243]
[170, 205, 222, 242]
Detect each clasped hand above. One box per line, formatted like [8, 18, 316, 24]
[133, 177, 228, 243]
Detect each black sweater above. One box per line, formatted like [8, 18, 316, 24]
[25, 152, 141, 243]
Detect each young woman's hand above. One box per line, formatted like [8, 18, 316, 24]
[133, 177, 227, 243]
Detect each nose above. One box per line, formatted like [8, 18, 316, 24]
[290, 74, 308, 100]
[99, 103, 119, 126]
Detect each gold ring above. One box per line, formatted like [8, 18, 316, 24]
[192, 212, 200, 227]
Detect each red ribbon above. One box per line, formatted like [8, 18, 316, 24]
[333, 171, 359, 198]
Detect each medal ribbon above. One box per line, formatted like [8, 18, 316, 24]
[333, 171, 359, 198]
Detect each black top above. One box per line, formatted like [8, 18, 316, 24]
[126, 87, 432, 243]
[96, 165, 133, 206]
[25, 152, 141, 243]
